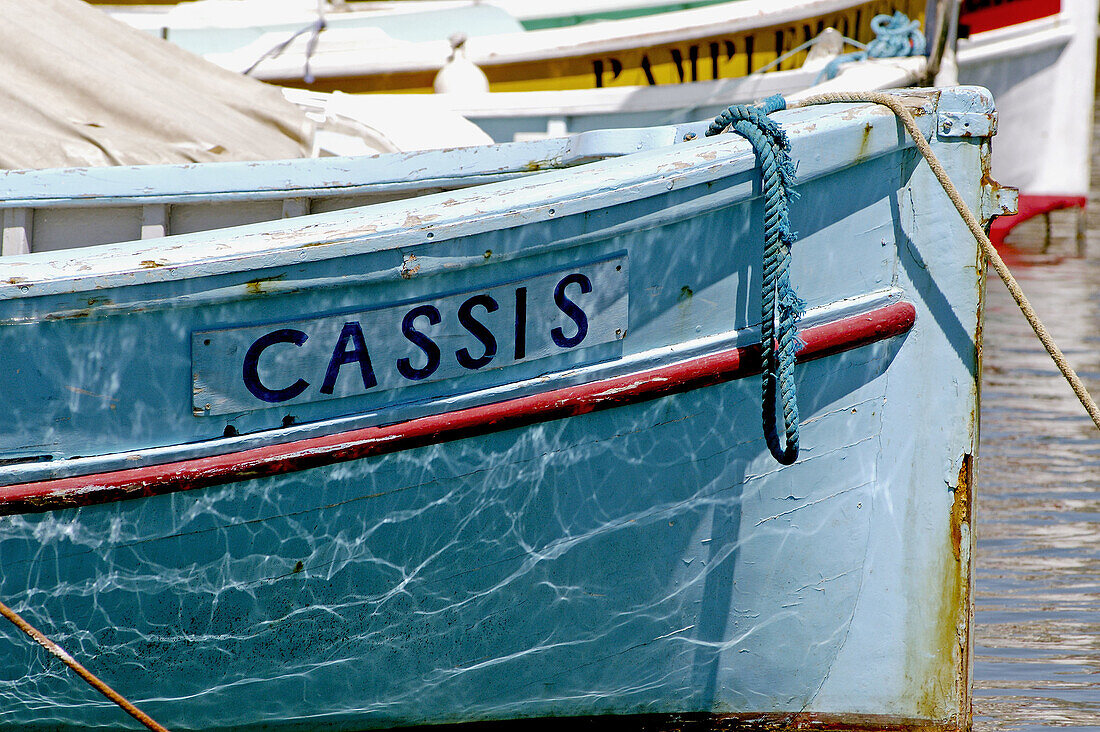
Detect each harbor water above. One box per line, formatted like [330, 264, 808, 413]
[970, 102, 1100, 728]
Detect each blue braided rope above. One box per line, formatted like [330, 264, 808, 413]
[706, 94, 804, 464]
[820, 11, 926, 81]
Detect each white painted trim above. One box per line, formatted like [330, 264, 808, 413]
[140, 204, 169, 239]
[210, 0, 880, 77]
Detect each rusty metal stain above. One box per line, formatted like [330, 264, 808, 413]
[978, 143, 1018, 225]
[523, 159, 566, 172]
[898, 448, 974, 727]
[934, 454, 975, 727]
[939, 112, 996, 138]
[44, 309, 91, 321]
[951, 454, 975, 727]
[64, 386, 118, 405]
[856, 122, 874, 162]
[244, 274, 287, 295]
[138, 260, 166, 269]
[400, 255, 421, 280]
[950, 456, 972, 562]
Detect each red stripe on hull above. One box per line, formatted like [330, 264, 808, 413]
[959, 0, 1061, 35]
[988, 193, 1087, 247]
[0, 301, 916, 515]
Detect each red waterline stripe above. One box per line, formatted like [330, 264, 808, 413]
[959, 0, 1060, 35]
[0, 301, 915, 516]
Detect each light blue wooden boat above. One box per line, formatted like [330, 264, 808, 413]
[0, 87, 1006, 731]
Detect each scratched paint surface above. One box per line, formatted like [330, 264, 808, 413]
[0, 89, 988, 729]
[0, 359, 885, 729]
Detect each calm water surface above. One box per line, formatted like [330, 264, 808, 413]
[971, 107, 1100, 728]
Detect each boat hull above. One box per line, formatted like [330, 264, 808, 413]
[955, 0, 1098, 243]
[0, 88, 993, 730]
[332, 56, 927, 144]
[217, 0, 930, 93]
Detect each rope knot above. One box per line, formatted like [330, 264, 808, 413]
[821, 11, 926, 81]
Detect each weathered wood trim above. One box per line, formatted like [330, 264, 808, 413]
[140, 204, 168, 239]
[281, 197, 310, 218]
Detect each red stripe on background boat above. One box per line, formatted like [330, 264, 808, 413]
[956, 0, 1094, 248]
[958, 0, 1060, 34]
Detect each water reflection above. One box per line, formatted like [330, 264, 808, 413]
[972, 106, 1100, 728]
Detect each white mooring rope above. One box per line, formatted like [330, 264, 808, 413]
[0, 600, 169, 730]
[792, 92, 1100, 431]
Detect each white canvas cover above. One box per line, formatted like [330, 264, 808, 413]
[0, 0, 313, 169]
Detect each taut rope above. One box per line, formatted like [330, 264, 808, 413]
[793, 91, 1100, 431]
[0, 598, 169, 732]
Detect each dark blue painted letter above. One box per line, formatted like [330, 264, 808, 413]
[397, 304, 442, 381]
[456, 294, 498, 370]
[551, 273, 592, 348]
[514, 287, 527, 360]
[320, 321, 378, 395]
[243, 329, 310, 403]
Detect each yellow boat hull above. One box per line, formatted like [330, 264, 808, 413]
[289, 0, 926, 93]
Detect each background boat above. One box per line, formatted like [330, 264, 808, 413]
[205, 0, 943, 145]
[952, 0, 1099, 246]
[98, 0, 1093, 234]
[183, 0, 932, 92]
[84, 0, 947, 146]
[329, 48, 929, 142]
[0, 85, 1000, 732]
[97, 0, 913, 41]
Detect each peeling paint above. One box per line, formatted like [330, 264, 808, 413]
[44, 309, 91, 321]
[903, 454, 973, 729]
[950, 457, 972, 562]
[245, 274, 287, 295]
[403, 212, 440, 227]
[401, 254, 421, 280]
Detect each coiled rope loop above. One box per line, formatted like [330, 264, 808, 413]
[707, 94, 805, 464]
[821, 11, 926, 80]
